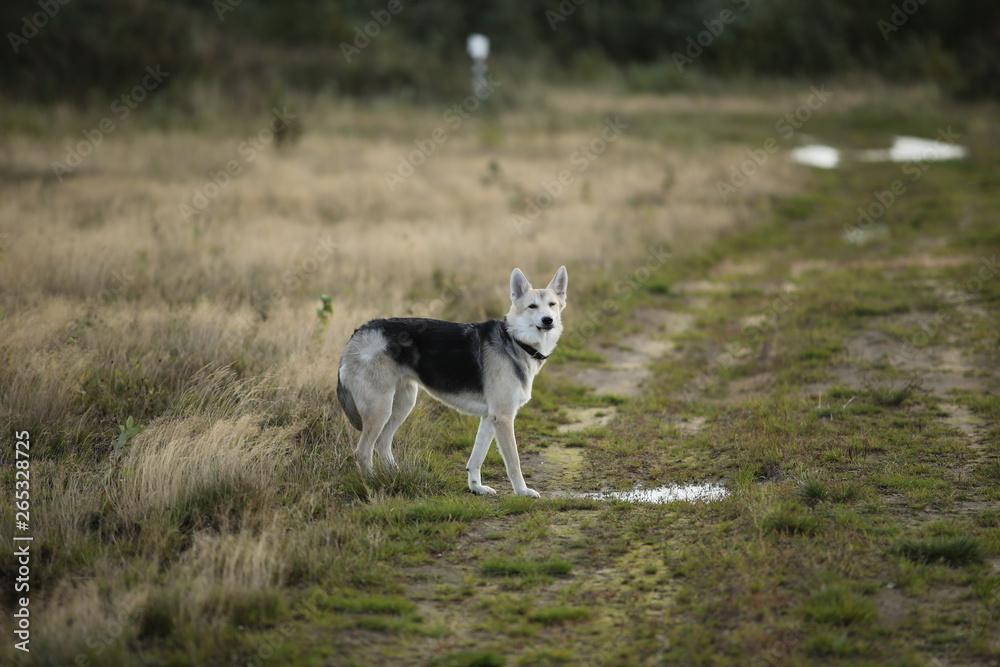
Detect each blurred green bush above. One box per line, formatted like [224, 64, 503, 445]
[1, 0, 996, 105]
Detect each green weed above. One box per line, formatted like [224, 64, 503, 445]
[115, 416, 144, 456]
[863, 374, 924, 407]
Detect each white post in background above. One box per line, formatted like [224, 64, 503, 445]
[466, 33, 490, 97]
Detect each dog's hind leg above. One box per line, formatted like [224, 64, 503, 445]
[353, 389, 394, 472]
[466, 417, 497, 496]
[375, 380, 417, 468]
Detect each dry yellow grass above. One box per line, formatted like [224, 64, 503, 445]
[26, 579, 146, 666]
[111, 413, 295, 523]
[0, 87, 806, 450]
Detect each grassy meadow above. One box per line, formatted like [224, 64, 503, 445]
[1, 80, 999, 665]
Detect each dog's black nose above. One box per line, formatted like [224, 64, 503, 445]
[541, 316, 553, 327]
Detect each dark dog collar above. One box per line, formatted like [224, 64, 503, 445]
[503, 318, 550, 360]
[515, 339, 549, 361]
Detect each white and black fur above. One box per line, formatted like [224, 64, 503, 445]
[337, 266, 568, 497]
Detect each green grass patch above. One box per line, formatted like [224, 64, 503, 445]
[360, 496, 498, 526]
[527, 605, 594, 625]
[320, 590, 417, 615]
[976, 460, 1000, 486]
[893, 536, 984, 567]
[761, 502, 823, 536]
[801, 584, 877, 627]
[797, 474, 862, 507]
[481, 556, 573, 578]
[863, 375, 924, 407]
[797, 474, 831, 506]
[339, 454, 451, 501]
[804, 630, 870, 658]
[431, 649, 506, 667]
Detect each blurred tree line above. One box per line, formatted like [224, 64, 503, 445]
[2, 0, 997, 106]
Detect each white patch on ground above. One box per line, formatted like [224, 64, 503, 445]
[792, 136, 966, 170]
[858, 136, 967, 163]
[583, 482, 728, 504]
[791, 145, 840, 169]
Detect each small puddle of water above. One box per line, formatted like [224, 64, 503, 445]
[582, 482, 729, 504]
[790, 144, 840, 169]
[857, 136, 967, 163]
[792, 135, 967, 170]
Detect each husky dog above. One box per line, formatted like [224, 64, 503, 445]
[337, 267, 568, 497]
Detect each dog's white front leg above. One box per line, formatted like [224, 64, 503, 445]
[467, 418, 497, 496]
[492, 414, 539, 498]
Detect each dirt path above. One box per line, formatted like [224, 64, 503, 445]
[560, 308, 694, 401]
[380, 250, 1000, 666]
[545, 255, 998, 506]
[526, 307, 704, 496]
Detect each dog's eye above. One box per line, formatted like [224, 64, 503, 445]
[549, 302, 556, 307]
[528, 304, 538, 309]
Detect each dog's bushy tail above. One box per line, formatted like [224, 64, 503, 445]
[337, 371, 363, 431]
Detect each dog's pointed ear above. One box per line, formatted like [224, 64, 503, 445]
[510, 268, 531, 301]
[547, 266, 568, 300]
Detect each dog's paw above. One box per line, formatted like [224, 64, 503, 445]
[516, 487, 541, 498]
[470, 483, 497, 496]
